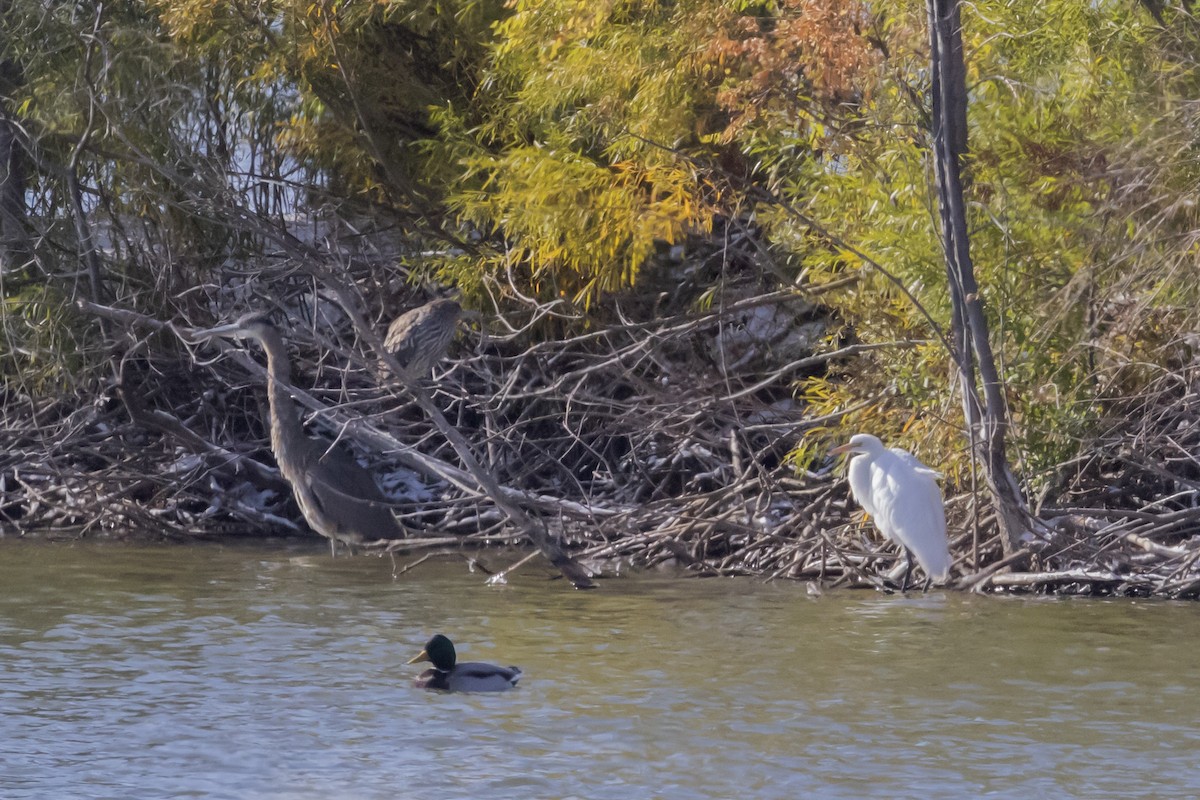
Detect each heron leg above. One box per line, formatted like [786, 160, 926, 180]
[329, 537, 338, 558]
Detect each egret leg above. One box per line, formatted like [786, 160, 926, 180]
[329, 537, 338, 558]
[899, 550, 913, 593]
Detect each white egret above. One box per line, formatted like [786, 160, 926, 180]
[830, 433, 952, 589]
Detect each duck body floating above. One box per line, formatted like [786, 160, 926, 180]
[408, 634, 522, 692]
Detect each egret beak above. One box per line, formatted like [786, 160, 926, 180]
[406, 648, 430, 665]
[829, 442, 856, 456]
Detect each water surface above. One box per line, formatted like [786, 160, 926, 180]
[1, 540, 1197, 799]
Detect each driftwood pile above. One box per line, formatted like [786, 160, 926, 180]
[1011, 364, 1200, 598]
[2, 284, 1199, 597]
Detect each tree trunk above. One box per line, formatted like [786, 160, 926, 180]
[927, 0, 1029, 556]
[0, 60, 32, 279]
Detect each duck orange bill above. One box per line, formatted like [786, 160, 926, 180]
[406, 649, 430, 665]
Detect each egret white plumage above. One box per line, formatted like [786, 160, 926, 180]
[830, 433, 952, 589]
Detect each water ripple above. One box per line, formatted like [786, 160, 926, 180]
[1, 541, 1199, 799]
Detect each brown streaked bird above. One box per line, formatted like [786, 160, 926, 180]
[192, 313, 407, 556]
[383, 298, 462, 379]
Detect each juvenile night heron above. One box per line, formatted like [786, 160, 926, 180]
[830, 433, 952, 590]
[383, 298, 462, 379]
[192, 313, 407, 556]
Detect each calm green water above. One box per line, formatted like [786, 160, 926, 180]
[1, 540, 1198, 799]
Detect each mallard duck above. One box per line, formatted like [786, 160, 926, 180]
[407, 634, 522, 692]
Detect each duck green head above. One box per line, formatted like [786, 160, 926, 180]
[408, 634, 456, 671]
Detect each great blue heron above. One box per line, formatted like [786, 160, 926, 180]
[383, 298, 462, 379]
[193, 313, 407, 555]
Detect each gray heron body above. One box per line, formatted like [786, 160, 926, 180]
[194, 314, 406, 555]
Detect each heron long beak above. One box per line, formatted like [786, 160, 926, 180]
[406, 648, 430, 665]
[188, 321, 248, 343]
[829, 442, 855, 456]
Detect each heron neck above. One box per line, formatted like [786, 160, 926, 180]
[254, 327, 306, 476]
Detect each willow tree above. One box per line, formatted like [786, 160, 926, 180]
[429, 0, 728, 303]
